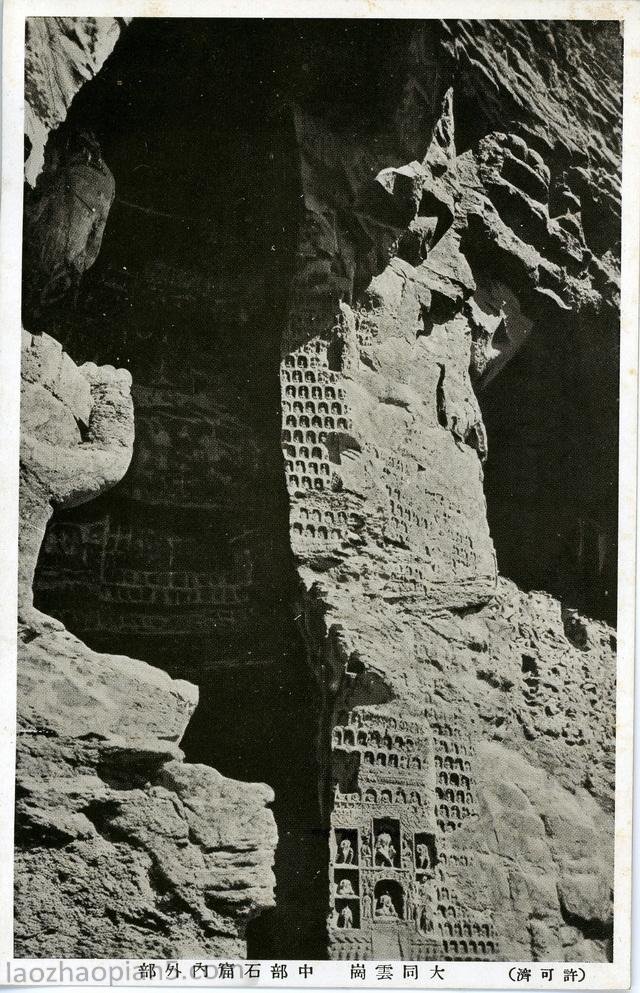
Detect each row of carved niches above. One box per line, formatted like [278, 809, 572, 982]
[328, 931, 496, 963]
[34, 510, 288, 647]
[332, 824, 436, 872]
[336, 747, 425, 774]
[332, 713, 428, 757]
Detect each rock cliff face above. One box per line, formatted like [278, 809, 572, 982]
[20, 17, 619, 961]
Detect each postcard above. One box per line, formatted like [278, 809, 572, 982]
[1, 2, 638, 988]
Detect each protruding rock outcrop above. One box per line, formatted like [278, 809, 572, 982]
[23, 132, 116, 320]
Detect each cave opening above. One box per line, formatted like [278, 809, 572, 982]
[477, 308, 619, 626]
[27, 18, 339, 958]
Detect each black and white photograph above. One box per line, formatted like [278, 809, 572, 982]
[1, 3, 638, 986]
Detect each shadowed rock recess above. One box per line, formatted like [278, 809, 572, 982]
[19, 18, 619, 960]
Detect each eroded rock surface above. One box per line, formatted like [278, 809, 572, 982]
[23, 133, 116, 320]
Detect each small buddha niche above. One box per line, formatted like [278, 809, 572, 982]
[374, 880, 404, 921]
[373, 817, 400, 868]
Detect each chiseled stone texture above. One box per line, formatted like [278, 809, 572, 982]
[16, 331, 276, 958]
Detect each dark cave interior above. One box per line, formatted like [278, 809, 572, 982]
[24, 16, 620, 959]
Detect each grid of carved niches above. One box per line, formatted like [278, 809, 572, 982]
[356, 317, 375, 352]
[428, 717, 479, 833]
[290, 503, 348, 544]
[436, 893, 498, 962]
[332, 724, 427, 772]
[99, 569, 250, 608]
[328, 809, 440, 938]
[429, 845, 498, 961]
[281, 342, 352, 494]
